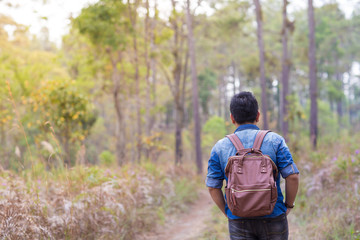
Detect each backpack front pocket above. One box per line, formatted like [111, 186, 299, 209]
[228, 183, 272, 217]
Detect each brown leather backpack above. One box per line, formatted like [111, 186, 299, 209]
[224, 130, 278, 217]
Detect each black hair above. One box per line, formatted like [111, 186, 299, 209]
[230, 92, 259, 124]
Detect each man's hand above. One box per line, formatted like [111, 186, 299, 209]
[208, 187, 227, 217]
[284, 173, 299, 216]
[286, 208, 291, 216]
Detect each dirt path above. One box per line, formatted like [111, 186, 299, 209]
[139, 189, 214, 240]
[138, 189, 300, 240]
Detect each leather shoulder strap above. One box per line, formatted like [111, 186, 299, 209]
[226, 134, 245, 152]
[253, 130, 271, 150]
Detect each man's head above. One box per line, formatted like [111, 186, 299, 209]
[230, 92, 260, 125]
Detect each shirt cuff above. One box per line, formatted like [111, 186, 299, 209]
[280, 163, 299, 178]
[205, 177, 223, 189]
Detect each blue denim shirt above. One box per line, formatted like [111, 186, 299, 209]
[206, 124, 299, 219]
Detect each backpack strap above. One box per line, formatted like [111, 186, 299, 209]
[226, 134, 245, 152]
[253, 130, 271, 150]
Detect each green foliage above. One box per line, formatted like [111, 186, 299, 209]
[198, 69, 217, 116]
[32, 80, 96, 133]
[74, 0, 130, 50]
[141, 160, 161, 178]
[318, 100, 338, 136]
[30, 79, 97, 164]
[304, 99, 338, 137]
[202, 116, 227, 149]
[326, 79, 345, 101]
[99, 150, 115, 166]
[173, 178, 198, 205]
[203, 116, 228, 138]
[286, 94, 306, 133]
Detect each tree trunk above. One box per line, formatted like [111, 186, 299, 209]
[150, 0, 158, 131]
[253, 0, 269, 129]
[186, 0, 202, 174]
[308, 0, 318, 149]
[277, 81, 281, 131]
[335, 56, 343, 127]
[218, 75, 223, 117]
[170, 0, 185, 165]
[175, 104, 184, 165]
[181, 51, 189, 125]
[0, 121, 6, 169]
[232, 61, 237, 96]
[281, 0, 290, 138]
[238, 68, 243, 92]
[128, 0, 142, 162]
[224, 75, 229, 121]
[64, 122, 71, 167]
[111, 54, 125, 165]
[145, 0, 151, 136]
[346, 68, 352, 126]
[144, 0, 151, 159]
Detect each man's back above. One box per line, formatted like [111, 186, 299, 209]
[206, 124, 299, 219]
[206, 91, 299, 240]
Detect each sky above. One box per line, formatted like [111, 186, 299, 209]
[0, 0, 358, 47]
[0, 0, 98, 46]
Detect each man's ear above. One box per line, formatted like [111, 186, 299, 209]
[230, 113, 236, 124]
[256, 111, 260, 122]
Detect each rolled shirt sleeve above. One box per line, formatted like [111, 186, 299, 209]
[275, 136, 300, 178]
[206, 147, 224, 189]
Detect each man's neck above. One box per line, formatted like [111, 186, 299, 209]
[235, 122, 257, 128]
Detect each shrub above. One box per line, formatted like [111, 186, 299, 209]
[202, 116, 227, 150]
[99, 150, 115, 166]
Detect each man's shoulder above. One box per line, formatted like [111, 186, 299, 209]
[262, 131, 285, 147]
[265, 131, 284, 140]
[212, 136, 233, 152]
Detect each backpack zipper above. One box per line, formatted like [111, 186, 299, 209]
[231, 188, 270, 193]
[230, 188, 270, 206]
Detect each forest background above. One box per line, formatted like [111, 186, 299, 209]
[0, 0, 360, 239]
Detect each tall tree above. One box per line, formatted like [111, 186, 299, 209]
[308, 0, 318, 149]
[127, 0, 142, 162]
[144, 0, 151, 135]
[186, 0, 202, 174]
[159, 0, 188, 165]
[75, 0, 130, 165]
[280, 0, 291, 138]
[253, 0, 269, 129]
[150, 0, 158, 131]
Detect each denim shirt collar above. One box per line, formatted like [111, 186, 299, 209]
[234, 124, 259, 133]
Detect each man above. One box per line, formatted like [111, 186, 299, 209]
[206, 92, 299, 240]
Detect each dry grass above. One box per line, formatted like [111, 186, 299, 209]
[289, 133, 360, 239]
[0, 162, 199, 239]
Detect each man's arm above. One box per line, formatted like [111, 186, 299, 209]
[285, 173, 299, 215]
[208, 187, 227, 217]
